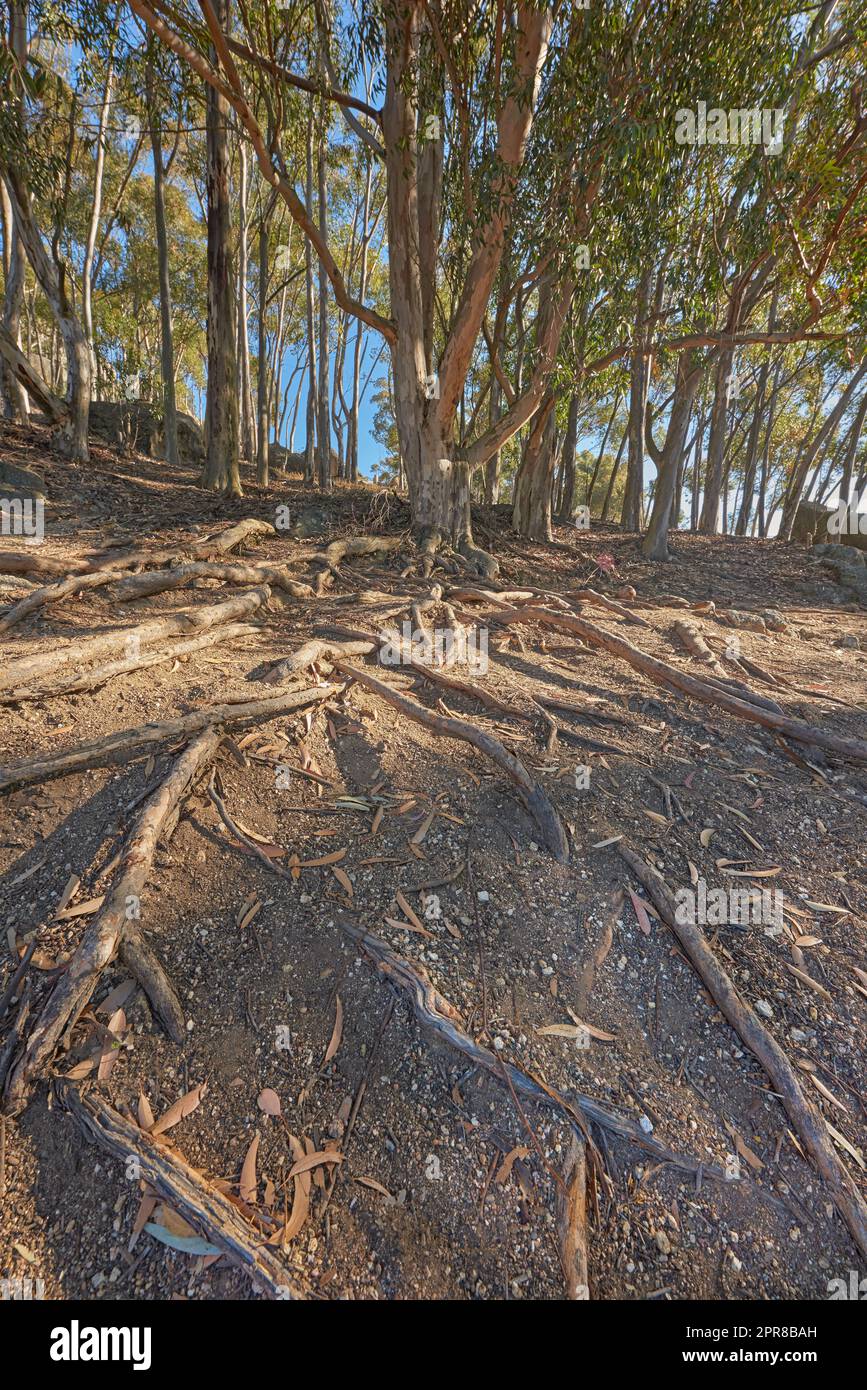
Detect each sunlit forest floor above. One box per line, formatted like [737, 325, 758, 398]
[0, 419, 865, 1300]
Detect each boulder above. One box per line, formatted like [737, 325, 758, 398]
[793, 497, 867, 551]
[790, 499, 834, 543]
[292, 504, 331, 539]
[0, 459, 47, 501]
[812, 541, 867, 606]
[88, 401, 204, 467]
[270, 443, 341, 477]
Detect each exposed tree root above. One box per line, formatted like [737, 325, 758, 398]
[118, 931, 186, 1043]
[0, 570, 124, 635]
[3, 729, 221, 1114]
[0, 684, 338, 793]
[0, 623, 259, 704]
[0, 587, 270, 692]
[91, 517, 278, 572]
[618, 844, 867, 1262]
[456, 535, 500, 580]
[263, 638, 375, 683]
[340, 922, 728, 1180]
[671, 618, 727, 676]
[59, 1086, 305, 1299]
[315, 535, 403, 570]
[331, 660, 569, 862]
[500, 605, 867, 763]
[0, 551, 95, 580]
[568, 588, 651, 628]
[113, 562, 314, 603]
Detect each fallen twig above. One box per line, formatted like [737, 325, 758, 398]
[341, 922, 729, 1180]
[59, 1085, 305, 1298]
[4, 730, 222, 1113]
[332, 660, 569, 861]
[618, 843, 867, 1261]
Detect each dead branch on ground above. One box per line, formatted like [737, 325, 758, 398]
[0, 684, 338, 793]
[4, 729, 221, 1113]
[60, 1086, 305, 1298]
[332, 660, 569, 862]
[618, 843, 867, 1262]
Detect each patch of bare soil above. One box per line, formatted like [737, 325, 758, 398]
[0, 420, 865, 1302]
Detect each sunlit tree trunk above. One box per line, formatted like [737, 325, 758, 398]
[201, 0, 240, 495]
[145, 50, 179, 469]
[303, 109, 317, 482]
[256, 196, 272, 485]
[4, 165, 91, 460]
[82, 46, 113, 385]
[237, 141, 256, 461]
[622, 270, 651, 530]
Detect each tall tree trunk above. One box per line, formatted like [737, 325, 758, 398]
[0, 0, 28, 422]
[642, 351, 703, 560]
[600, 427, 627, 523]
[586, 393, 619, 513]
[201, 0, 240, 495]
[316, 68, 331, 490]
[236, 141, 256, 462]
[735, 295, 777, 535]
[484, 377, 502, 504]
[82, 46, 114, 384]
[303, 111, 317, 482]
[699, 341, 736, 533]
[4, 166, 90, 460]
[622, 270, 651, 530]
[347, 149, 374, 483]
[146, 53, 179, 469]
[256, 192, 273, 485]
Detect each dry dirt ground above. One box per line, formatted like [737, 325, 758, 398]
[0, 418, 865, 1302]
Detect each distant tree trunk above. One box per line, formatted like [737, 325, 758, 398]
[236, 141, 256, 461]
[642, 350, 703, 560]
[699, 343, 736, 533]
[599, 427, 627, 522]
[146, 52, 179, 469]
[303, 109, 317, 482]
[201, 0, 240, 495]
[779, 363, 867, 539]
[735, 296, 776, 535]
[484, 377, 502, 504]
[837, 388, 867, 514]
[622, 270, 651, 530]
[586, 393, 619, 513]
[555, 392, 580, 521]
[316, 80, 331, 491]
